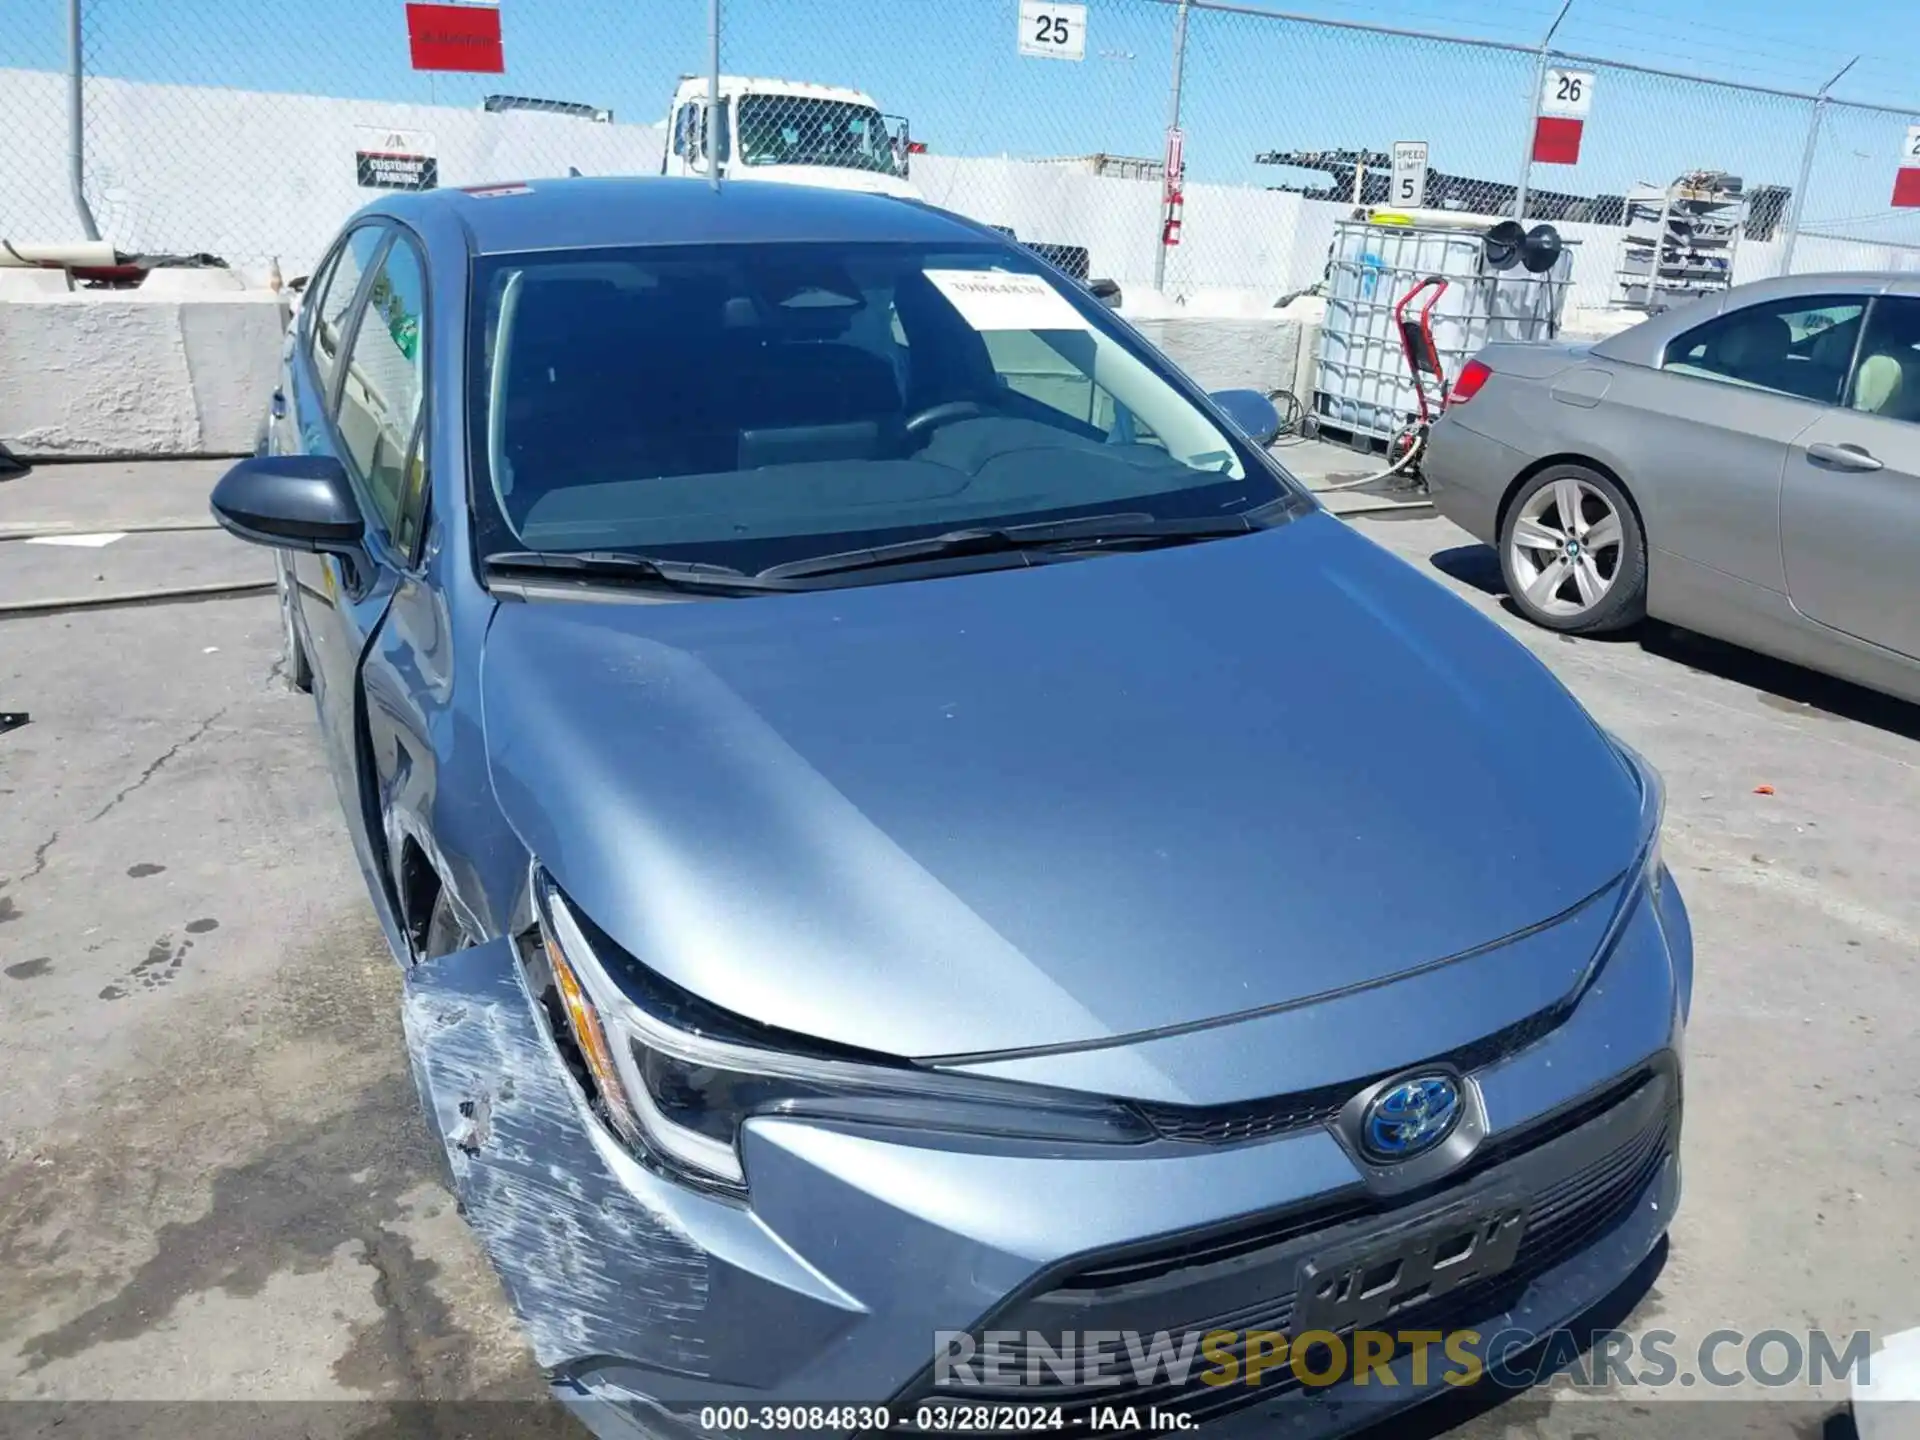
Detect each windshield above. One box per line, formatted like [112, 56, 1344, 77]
[467, 241, 1292, 577]
[735, 95, 904, 176]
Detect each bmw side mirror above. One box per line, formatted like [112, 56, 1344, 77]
[1210, 388, 1283, 448]
[210, 454, 365, 556]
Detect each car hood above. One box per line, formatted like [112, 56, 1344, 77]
[481, 513, 1642, 1061]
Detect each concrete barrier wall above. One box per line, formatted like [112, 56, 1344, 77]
[0, 282, 288, 459]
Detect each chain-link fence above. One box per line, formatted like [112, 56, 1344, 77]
[1801, 96, 1920, 256]
[4, 0, 1920, 298]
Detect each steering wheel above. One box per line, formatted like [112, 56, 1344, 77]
[903, 399, 991, 440]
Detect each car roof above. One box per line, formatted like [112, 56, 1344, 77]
[1592, 269, 1920, 365]
[368, 175, 993, 258]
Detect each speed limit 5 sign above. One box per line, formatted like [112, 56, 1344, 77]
[1390, 141, 1429, 208]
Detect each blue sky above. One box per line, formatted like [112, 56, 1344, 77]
[5, 0, 1919, 237]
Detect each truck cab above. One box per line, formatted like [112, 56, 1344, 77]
[662, 75, 921, 199]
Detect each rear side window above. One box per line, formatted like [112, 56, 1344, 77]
[1844, 295, 1920, 423]
[1663, 295, 1866, 406]
[308, 227, 387, 397]
[335, 237, 428, 548]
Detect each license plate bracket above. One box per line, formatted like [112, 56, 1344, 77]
[1291, 1195, 1527, 1336]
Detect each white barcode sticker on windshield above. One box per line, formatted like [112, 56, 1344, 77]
[924, 268, 1090, 332]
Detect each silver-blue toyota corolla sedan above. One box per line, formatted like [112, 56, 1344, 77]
[210, 177, 1689, 1437]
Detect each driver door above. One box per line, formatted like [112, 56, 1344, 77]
[287, 221, 434, 956]
[1781, 292, 1920, 660]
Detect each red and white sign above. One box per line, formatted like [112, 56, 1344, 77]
[1162, 126, 1185, 247]
[1532, 67, 1593, 166]
[1894, 125, 1920, 208]
[406, 2, 504, 73]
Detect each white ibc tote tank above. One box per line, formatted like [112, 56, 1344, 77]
[1313, 216, 1574, 447]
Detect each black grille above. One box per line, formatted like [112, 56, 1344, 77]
[1165, 1110, 1672, 1426]
[1131, 1003, 1569, 1148]
[1137, 1095, 1345, 1145]
[927, 1076, 1673, 1428]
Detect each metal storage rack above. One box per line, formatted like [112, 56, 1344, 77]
[1614, 171, 1748, 312]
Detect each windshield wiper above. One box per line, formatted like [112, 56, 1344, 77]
[756, 512, 1259, 581]
[483, 549, 783, 593]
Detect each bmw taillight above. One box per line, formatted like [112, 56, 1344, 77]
[1449, 358, 1492, 406]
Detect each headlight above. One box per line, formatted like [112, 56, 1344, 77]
[1611, 736, 1667, 892]
[526, 870, 1151, 1194]
[1572, 734, 1668, 997]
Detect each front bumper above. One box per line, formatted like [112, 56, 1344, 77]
[402, 882, 1688, 1437]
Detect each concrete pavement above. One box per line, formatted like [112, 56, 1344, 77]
[2, 454, 1915, 1438]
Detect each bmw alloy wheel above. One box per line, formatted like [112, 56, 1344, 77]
[1505, 477, 1624, 619]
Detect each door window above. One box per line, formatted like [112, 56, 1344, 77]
[308, 226, 388, 398]
[334, 236, 428, 548]
[1843, 296, 1920, 423]
[688, 99, 729, 165]
[1663, 295, 1866, 406]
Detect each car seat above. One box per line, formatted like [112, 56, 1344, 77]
[1850, 351, 1914, 420]
[498, 277, 738, 523]
[733, 341, 908, 468]
[1705, 312, 1792, 390]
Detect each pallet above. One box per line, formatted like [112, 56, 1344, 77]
[1300, 414, 1395, 457]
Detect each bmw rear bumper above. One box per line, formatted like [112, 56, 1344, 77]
[1422, 416, 1532, 546]
[402, 878, 1689, 1437]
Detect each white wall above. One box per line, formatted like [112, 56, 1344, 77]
[0, 68, 667, 281]
[916, 155, 1338, 297]
[12, 68, 1920, 300]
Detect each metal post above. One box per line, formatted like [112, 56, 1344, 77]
[1152, 0, 1189, 293]
[1779, 56, 1856, 275]
[1513, 0, 1573, 223]
[67, 0, 101, 242]
[707, 0, 722, 192]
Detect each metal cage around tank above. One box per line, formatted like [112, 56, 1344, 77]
[1313, 219, 1575, 448]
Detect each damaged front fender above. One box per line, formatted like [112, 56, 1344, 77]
[402, 938, 712, 1376]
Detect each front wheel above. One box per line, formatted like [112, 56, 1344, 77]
[276, 554, 314, 693]
[1498, 465, 1647, 635]
[422, 889, 471, 961]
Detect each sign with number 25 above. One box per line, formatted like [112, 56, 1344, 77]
[1019, 1, 1087, 61]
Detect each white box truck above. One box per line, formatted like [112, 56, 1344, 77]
[659, 75, 1107, 295]
[661, 76, 920, 199]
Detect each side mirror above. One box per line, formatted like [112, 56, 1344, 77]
[1088, 277, 1123, 310]
[210, 454, 364, 554]
[1210, 388, 1283, 447]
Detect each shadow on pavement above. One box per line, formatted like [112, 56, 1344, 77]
[1427, 542, 1920, 742]
[1644, 626, 1920, 743]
